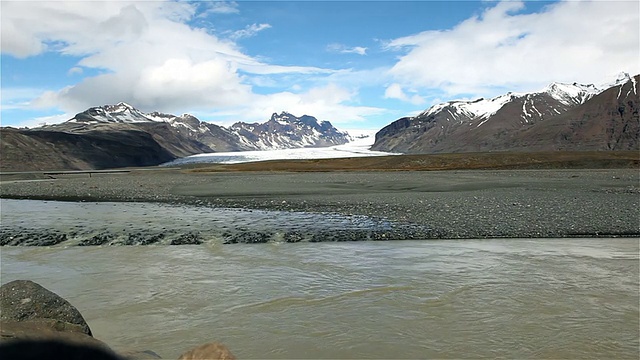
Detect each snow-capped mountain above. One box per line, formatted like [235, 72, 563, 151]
[70, 103, 216, 135]
[69, 102, 148, 123]
[417, 80, 602, 124]
[67, 105, 349, 152]
[372, 73, 638, 153]
[1, 105, 353, 170]
[230, 112, 350, 150]
[415, 73, 629, 123]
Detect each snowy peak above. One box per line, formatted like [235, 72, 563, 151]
[165, 114, 211, 135]
[65, 104, 349, 152]
[107, 102, 136, 111]
[418, 77, 617, 125]
[604, 72, 632, 89]
[230, 112, 349, 150]
[543, 72, 634, 106]
[542, 82, 599, 106]
[269, 111, 296, 125]
[70, 104, 206, 127]
[146, 111, 176, 122]
[71, 102, 152, 123]
[372, 73, 639, 154]
[69, 104, 209, 136]
[267, 112, 325, 129]
[422, 93, 516, 121]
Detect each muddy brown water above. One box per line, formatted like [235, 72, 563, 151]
[2, 237, 638, 359]
[1, 199, 638, 358]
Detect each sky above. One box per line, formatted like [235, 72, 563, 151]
[1, 0, 639, 130]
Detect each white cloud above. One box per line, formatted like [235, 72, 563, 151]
[16, 113, 73, 128]
[9, 0, 631, 130]
[384, 83, 425, 105]
[252, 83, 386, 124]
[198, 1, 239, 16]
[229, 23, 272, 40]
[1, 1, 379, 127]
[1, 87, 47, 109]
[1, 2, 178, 58]
[386, 0, 640, 97]
[327, 43, 367, 55]
[1, 1, 336, 117]
[202, 83, 386, 126]
[1, 19, 45, 58]
[67, 67, 83, 76]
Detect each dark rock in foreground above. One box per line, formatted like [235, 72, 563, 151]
[0, 339, 122, 360]
[120, 349, 163, 359]
[0, 280, 236, 359]
[0, 280, 92, 336]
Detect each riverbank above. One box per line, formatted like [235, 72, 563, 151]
[1, 165, 638, 239]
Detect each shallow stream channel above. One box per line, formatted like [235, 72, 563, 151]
[1, 199, 638, 358]
[0, 199, 432, 246]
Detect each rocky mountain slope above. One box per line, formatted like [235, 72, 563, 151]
[67, 104, 349, 151]
[0, 125, 177, 171]
[372, 73, 638, 153]
[1, 106, 349, 171]
[230, 112, 349, 149]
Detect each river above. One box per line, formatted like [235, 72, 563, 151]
[1, 239, 638, 359]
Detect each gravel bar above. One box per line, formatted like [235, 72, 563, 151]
[1, 168, 639, 239]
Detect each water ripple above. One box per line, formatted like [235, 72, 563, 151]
[1, 239, 638, 359]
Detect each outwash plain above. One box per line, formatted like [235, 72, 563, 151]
[1, 151, 639, 240]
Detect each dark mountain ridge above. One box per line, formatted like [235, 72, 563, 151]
[372, 74, 639, 153]
[1, 108, 349, 171]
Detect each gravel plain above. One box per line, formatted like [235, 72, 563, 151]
[1, 167, 639, 240]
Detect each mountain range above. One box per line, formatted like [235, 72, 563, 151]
[372, 73, 639, 153]
[1, 73, 638, 171]
[1, 107, 349, 171]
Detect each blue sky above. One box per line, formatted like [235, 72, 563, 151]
[2, 0, 638, 130]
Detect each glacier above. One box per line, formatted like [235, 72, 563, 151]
[161, 130, 399, 166]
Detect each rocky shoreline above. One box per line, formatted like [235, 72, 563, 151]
[0, 226, 436, 246]
[0, 280, 235, 359]
[0, 198, 436, 246]
[1, 168, 639, 241]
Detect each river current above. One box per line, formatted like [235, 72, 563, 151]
[1, 239, 638, 359]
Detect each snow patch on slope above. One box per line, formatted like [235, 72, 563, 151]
[422, 93, 517, 122]
[419, 75, 623, 126]
[543, 82, 599, 106]
[69, 102, 153, 123]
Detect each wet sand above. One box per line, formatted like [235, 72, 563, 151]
[1, 166, 639, 239]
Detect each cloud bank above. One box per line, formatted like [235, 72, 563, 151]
[2, 0, 366, 123]
[2, 0, 638, 127]
[386, 0, 640, 97]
